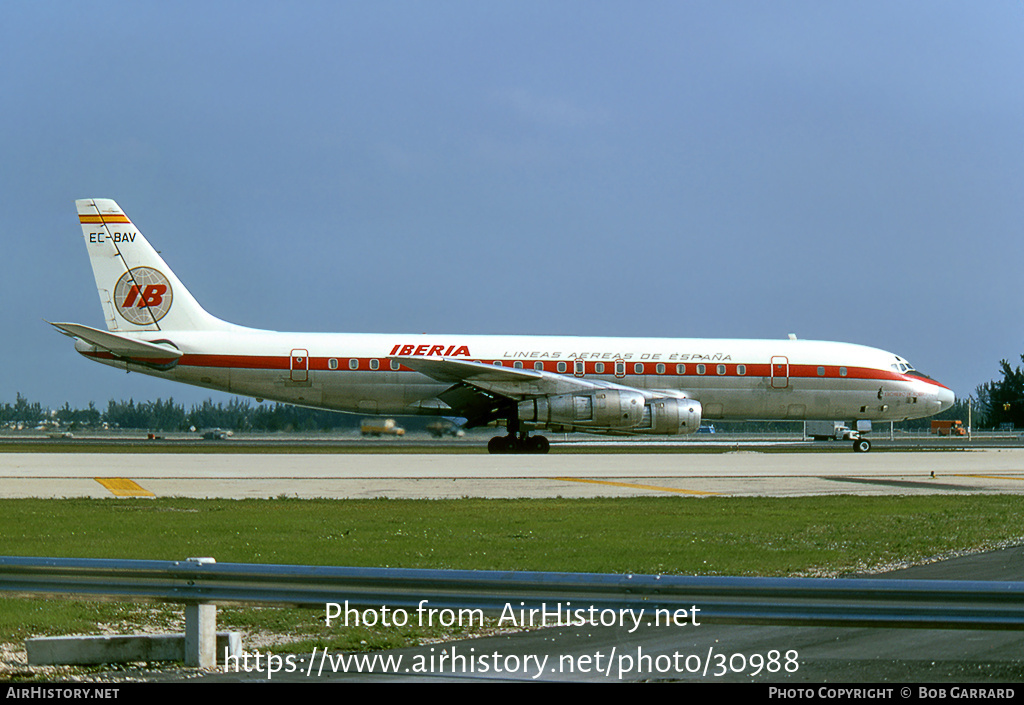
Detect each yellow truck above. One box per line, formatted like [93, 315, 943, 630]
[360, 418, 405, 437]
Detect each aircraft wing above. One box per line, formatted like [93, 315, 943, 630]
[394, 356, 698, 428]
[50, 322, 182, 363]
[393, 356, 635, 398]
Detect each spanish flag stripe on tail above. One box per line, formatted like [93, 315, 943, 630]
[79, 214, 132, 224]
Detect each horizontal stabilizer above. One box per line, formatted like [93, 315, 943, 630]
[49, 322, 182, 362]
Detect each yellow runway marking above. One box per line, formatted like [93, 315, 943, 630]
[95, 478, 155, 497]
[554, 477, 719, 495]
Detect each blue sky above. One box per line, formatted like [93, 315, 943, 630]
[2, 1, 1022, 409]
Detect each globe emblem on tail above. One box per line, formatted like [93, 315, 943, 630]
[113, 267, 173, 325]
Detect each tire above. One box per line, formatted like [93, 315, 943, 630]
[488, 435, 519, 454]
[527, 436, 550, 454]
[853, 438, 871, 453]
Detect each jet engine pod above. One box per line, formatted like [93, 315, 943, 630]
[518, 389, 646, 430]
[636, 398, 703, 435]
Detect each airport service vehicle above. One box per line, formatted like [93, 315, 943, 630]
[360, 418, 405, 437]
[806, 420, 855, 441]
[52, 199, 955, 454]
[427, 420, 466, 438]
[931, 419, 966, 436]
[200, 428, 232, 441]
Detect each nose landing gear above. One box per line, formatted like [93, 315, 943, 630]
[853, 437, 872, 453]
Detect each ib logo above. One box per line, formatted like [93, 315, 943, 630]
[113, 267, 173, 325]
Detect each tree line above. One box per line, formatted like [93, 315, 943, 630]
[973, 354, 1024, 430]
[1, 394, 361, 432]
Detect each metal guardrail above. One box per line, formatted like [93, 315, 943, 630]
[3, 555, 1024, 630]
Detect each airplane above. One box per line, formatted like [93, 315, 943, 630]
[53, 198, 955, 454]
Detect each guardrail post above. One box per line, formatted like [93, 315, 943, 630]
[184, 557, 216, 668]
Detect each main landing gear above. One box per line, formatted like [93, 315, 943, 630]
[487, 410, 550, 454]
[488, 434, 550, 454]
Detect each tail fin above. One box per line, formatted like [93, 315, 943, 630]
[76, 199, 233, 332]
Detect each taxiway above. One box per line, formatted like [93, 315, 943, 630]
[1, 448, 1023, 499]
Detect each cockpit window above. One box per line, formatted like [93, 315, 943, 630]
[896, 358, 934, 381]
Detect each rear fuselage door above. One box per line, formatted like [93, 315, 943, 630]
[291, 349, 309, 382]
[771, 356, 789, 389]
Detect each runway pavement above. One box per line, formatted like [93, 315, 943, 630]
[1, 447, 1023, 498]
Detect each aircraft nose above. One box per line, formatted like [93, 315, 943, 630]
[936, 387, 955, 412]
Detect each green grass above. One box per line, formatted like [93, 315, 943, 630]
[5, 495, 1021, 573]
[1, 495, 1022, 656]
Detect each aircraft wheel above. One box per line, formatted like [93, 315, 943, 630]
[527, 435, 550, 454]
[488, 436, 510, 454]
[853, 438, 871, 453]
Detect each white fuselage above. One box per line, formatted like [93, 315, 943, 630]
[77, 328, 954, 424]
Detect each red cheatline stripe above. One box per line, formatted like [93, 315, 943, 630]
[80, 350, 938, 385]
[181, 354, 289, 370]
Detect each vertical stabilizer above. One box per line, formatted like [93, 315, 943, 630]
[76, 199, 232, 332]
